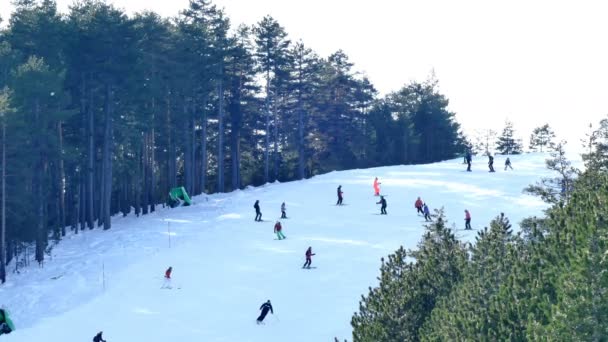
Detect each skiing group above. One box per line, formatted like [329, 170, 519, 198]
[464, 149, 515, 173]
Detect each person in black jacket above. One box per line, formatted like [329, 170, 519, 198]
[488, 154, 495, 172]
[465, 151, 472, 172]
[93, 331, 107, 342]
[376, 196, 387, 215]
[336, 186, 344, 205]
[254, 200, 262, 222]
[256, 300, 274, 324]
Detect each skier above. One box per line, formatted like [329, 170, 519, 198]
[93, 331, 107, 342]
[465, 151, 472, 172]
[274, 221, 286, 240]
[373, 177, 381, 196]
[488, 154, 495, 172]
[376, 195, 387, 215]
[303, 246, 315, 269]
[423, 203, 432, 222]
[415, 197, 424, 215]
[464, 210, 472, 230]
[256, 300, 274, 324]
[0, 307, 14, 335]
[254, 200, 262, 222]
[281, 202, 287, 219]
[161, 266, 172, 289]
[336, 186, 344, 206]
[505, 157, 513, 170]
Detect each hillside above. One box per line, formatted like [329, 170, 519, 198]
[1, 154, 560, 341]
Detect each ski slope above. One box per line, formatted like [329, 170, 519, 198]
[1, 154, 571, 341]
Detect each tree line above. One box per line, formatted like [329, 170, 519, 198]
[0, 0, 466, 283]
[351, 119, 608, 341]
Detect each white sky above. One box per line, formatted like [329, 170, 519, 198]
[2, 0, 608, 150]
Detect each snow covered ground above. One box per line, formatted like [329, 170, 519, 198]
[0, 153, 576, 341]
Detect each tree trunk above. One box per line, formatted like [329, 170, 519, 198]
[58, 121, 66, 236]
[102, 84, 113, 230]
[87, 77, 95, 229]
[230, 95, 242, 191]
[200, 101, 207, 194]
[264, 72, 270, 183]
[0, 121, 6, 283]
[34, 99, 46, 264]
[166, 88, 176, 189]
[217, 76, 225, 193]
[298, 105, 305, 180]
[273, 95, 280, 181]
[183, 101, 193, 195]
[149, 99, 156, 212]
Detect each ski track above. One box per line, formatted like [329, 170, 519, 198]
[0, 153, 580, 341]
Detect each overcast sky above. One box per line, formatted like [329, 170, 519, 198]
[1, 0, 607, 150]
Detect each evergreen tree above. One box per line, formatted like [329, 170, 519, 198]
[582, 117, 608, 171]
[529, 123, 556, 152]
[524, 141, 578, 204]
[496, 120, 523, 154]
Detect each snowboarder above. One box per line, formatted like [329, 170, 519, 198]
[274, 221, 286, 240]
[93, 331, 107, 342]
[161, 266, 172, 289]
[281, 202, 287, 219]
[415, 197, 424, 215]
[254, 200, 262, 222]
[336, 186, 344, 205]
[373, 177, 381, 196]
[465, 151, 472, 172]
[0, 308, 14, 335]
[376, 195, 387, 215]
[256, 300, 274, 324]
[423, 203, 432, 222]
[303, 246, 315, 269]
[464, 210, 472, 230]
[505, 157, 513, 170]
[488, 154, 495, 172]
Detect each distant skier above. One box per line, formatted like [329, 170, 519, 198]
[464, 210, 472, 230]
[465, 151, 472, 172]
[0, 307, 14, 335]
[254, 200, 262, 222]
[415, 197, 424, 215]
[376, 195, 387, 215]
[373, 177, 381, 196]
[274, 221, 286, 240]
[161, 266, 172, 289]
[423, 203, 432, 222]
[93, 331, 107, 342]
[488, 154, 495, 172]
[281, 202, 287, 219]
[256, 300, 274, 324]
[504, 157, 513, 170]
[303, 246, 316, 269]
[336, 186, 344, 205]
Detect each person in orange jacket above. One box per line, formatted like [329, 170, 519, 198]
[415, 197, 424, 215]
[373, 177, 381, 196]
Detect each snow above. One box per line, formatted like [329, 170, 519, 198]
[0, 153, 579, 341]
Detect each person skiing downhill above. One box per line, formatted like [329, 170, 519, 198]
[254, 200, 262, 222]
[423, 203, 432, 222]
[93, 331, 107, 342]
[161, 266, 172, 289]
[336, 186, 344, 205]
[415, 197, 424, 215]
[303, 247, 316, 269]
[376, 196, 387, 215]
[281, 202, 287, 219]
[274, 221, 286, 240]
[464, 210, 472, 230]
[0, 307, 14, 335]
[505, 157, 513, 170]
[257, 300, 274, 324]
[488, 154, 495, 172]
[465, 151, 472, 172]
[373, 177, 381, 196]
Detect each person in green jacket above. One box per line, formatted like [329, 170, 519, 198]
[0, 307, 15, 335]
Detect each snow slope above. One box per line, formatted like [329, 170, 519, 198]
[1, 153, 571, 341]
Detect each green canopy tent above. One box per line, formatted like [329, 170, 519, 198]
[167, 187, 192, 208]
[0, 308, 15, 335]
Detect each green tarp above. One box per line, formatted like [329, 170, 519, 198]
[0, 309, 15, 334]
[168, 186, 192, 207]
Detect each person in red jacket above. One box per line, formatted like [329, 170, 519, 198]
[373, 177, 381, 196]
[464, 210, 472, 230]
[415, 197, 424, 215]
[161, 266, 172, 289]
[274, 221, 286, 240]
[302, 247, 316, 269]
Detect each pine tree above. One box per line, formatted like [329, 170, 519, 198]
[529, 123, 556, 152]
[496, 120, 523, 154]
[524, 141, 578, 204]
